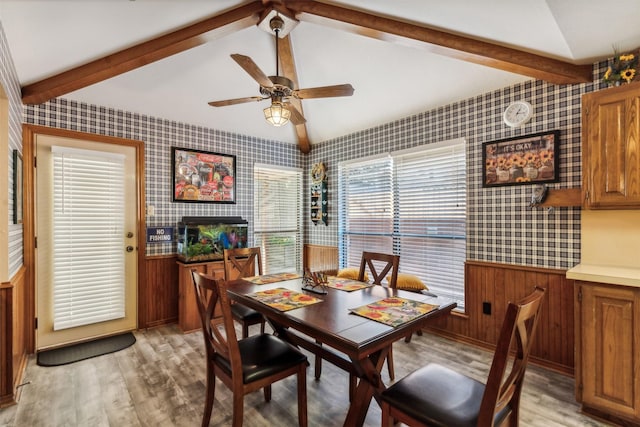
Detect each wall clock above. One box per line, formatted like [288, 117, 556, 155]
[503, 100, 533, 127]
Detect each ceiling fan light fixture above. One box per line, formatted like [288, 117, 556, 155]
[263, 101, 291, 126]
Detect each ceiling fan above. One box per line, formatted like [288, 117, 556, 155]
[207, 15, 354, 127]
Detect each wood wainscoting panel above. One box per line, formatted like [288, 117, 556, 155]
[426, 260, 575, 375]
[0, 280, 13, 406]
[143, 255, 179, 329]
[0, 266, 28, 407]
[302, 244, 339, 274]
[303, 244, 339, 275]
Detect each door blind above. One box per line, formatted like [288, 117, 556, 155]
[52, 146, 126, 330]
[254, 164, 303, 273]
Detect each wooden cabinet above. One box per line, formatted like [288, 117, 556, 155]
[177, 259, 252, 333]
[582, 83, 640, 208]
[177, 260, 225, 333]
[575, 281, 640, 424]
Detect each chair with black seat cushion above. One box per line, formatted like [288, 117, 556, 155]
[191, 270, 308, 427]
[380, 286, 546, 427]
[223, 247, 265, 338]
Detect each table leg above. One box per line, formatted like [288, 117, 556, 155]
[342, 346, 390, 427]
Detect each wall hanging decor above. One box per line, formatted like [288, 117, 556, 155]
[13, 150, 23, 224]
[310, 162, 328, 225]
[482, 130, 560, 187]
[172, 147, 236, 203]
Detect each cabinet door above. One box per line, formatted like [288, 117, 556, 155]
[580, 283, 640, 420]
[583, 85, 640, 208]
[178, 263, 207, 333]
[205, 261, 225, 279]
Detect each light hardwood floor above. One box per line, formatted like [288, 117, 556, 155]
[0, 324, 611, 427]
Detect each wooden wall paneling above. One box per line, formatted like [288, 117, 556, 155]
[11, 267, 27, 395]
[485, 265, 501, 343]
[546, 272, 562, 363]
[0, 282, 13, 406]
[427, 261, 575, 375]
[144, 255, 179, 328]
[469, 262, 485, 340]
[303, 244, 339, 275]
[531, 270, 551, 361]
[0, 266, 28, 407]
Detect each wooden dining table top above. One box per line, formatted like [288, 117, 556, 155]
[226, 275, 457, 426]
[226, 276, 456, 364]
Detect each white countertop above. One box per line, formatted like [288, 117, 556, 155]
[566, 264, 640, 288]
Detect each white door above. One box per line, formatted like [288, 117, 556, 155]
[35, 134, 138, 350]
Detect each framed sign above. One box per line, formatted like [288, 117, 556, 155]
[13, 150, 23, 224]
[482, 130, 560, 187]
[172, 147, 236, 203]
[146, 227, 174, 244]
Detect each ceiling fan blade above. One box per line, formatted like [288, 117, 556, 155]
[286, 103, 306, 125]
[208, 96, 264, 107]
[294, 83, 354, 99]
[230, 54, 274, 88]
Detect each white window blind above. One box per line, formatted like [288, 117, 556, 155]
[394, 141, 466, 308]
[52, 146, 126, 330]
[338, 155, 394, 267]
[254, 164, 303, 273]
[338, 140, 467, 309]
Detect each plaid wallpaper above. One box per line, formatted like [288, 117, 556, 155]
[0, 22, 25, 278]
[307, 62, 610, 270]
[20, 51, 610, 270]
[23, 101, 303, 257]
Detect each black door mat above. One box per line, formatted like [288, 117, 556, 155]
[37, 332, 136, 367]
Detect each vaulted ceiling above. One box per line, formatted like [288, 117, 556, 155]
[1, 0, 639, 152]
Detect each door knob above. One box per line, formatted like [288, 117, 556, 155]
[126, 232, 134, 238]
[126, 246, 134, 252]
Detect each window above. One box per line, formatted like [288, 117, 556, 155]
[339, 139, 467, 309]
[52, 146, 126, 330]
[254, 164, 303, 273]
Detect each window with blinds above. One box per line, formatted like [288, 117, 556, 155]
[52, 146, 126, 330]
[338, 139, 467, 309]
[338, 155, 394, 267]
[254, 164, 303, 273]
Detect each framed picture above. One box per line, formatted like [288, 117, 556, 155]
[482, 130, 560, 187]
[172, 147, 236, 203]
[13, 150, 23, 224]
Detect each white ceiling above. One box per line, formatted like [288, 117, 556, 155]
[1, 0, 639, 147]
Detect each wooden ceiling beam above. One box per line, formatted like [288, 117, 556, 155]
[278, 34, 311, 154]
[21, 1, 266, 105]
[284, 1, 593, 85]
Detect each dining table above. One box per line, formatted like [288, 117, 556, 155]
[226, 274, 457, 427]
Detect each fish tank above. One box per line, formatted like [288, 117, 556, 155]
[177, 216, 248, 263]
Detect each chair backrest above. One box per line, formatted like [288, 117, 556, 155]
[358, 251, 400, 287]
[191, 270, 243, 374]
[478, 286, 546, 425]
[223, 247, 263, 279]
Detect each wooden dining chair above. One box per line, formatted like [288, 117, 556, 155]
[358, 251, 400, 288]
[191, 271, 308, 427]
[360, 251, 400, 381]
[223, 247, 265, 338]
[380, 286, 546, 427]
